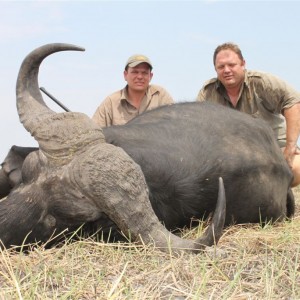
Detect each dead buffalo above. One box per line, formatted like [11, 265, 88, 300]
[0, 43, 294, 253]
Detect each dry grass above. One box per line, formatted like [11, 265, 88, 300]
[1, 189, 300, 300]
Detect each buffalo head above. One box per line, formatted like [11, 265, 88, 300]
[0, 44, 226, 253]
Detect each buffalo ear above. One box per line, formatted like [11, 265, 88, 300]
[1, 146, 38, 187]
[0, 145, 38, 198]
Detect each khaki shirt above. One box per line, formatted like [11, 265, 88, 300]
[92, 84, 174, 127]
[197, 70, 300, 146]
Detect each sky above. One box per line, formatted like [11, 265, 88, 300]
[1, 0, 300, 160]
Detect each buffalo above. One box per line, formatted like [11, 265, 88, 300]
[0, 43, 295, 253]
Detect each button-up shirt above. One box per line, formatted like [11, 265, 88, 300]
[197, 70, 300, 146]
[92, 84, 174, 127]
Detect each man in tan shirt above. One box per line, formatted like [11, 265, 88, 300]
[92, 54, 174, 127]
[197, 42, 300, 187]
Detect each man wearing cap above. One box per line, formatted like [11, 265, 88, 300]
[92, 54, 174, 127]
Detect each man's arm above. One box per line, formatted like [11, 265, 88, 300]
[91, 98, 112, 128]
[196, 88, 206, 102]
[283, 102, 300, 167]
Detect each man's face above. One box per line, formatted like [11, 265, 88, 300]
[124, 63, 153, 92]
[214, 49, 245, 90]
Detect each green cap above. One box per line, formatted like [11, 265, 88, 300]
[125, 54, 153, 69]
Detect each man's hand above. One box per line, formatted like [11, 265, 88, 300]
[283, 144, 300, 169]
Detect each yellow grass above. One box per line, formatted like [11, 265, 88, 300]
[0, 188, 300, 300]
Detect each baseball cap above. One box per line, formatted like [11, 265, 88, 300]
[125, 54, 153, 70]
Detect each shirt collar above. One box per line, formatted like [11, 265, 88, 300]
[120, 85, 156, 103]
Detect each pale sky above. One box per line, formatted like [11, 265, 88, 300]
[1, 0, 300, 159]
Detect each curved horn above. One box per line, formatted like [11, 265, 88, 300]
[194, 177, 226, 248]
[16, 43, 84, 133]
[84, 143, 227, 254]
[16, 44, 105, 163]
[145, 177, 226, 253]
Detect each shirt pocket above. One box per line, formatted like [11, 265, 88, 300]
[250, 93, 276, 118]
